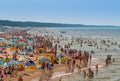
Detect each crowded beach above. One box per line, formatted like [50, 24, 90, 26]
[0, 27, 118, 81]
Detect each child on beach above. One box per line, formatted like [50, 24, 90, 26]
[18, 76, 23, 81]
[87, 68, 94, 78]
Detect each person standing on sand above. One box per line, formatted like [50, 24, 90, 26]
[113, 58, 115, 62]
[72, 59, 76, 68]
[18, 76, 23, 81]
[39, 75, 43, 81]
[76, 64, 81, 73]
[70, 59, 76, 73]
[67, 58, 71, 73]
[41, 62, 46, 73]
[83, 70, 86, 78]
[89, 54, 92, 64]
[96, 64, 98, 74]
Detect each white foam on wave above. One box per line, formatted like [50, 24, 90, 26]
[51, 72, 72, 79]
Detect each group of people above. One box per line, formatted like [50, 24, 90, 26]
[0, 63, 18, 81]
[41, 61, 54, 73]
[0, 28, 117, 81]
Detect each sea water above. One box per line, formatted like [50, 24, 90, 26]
[48, 27, 120, 81]
[30, 27, 120, 81]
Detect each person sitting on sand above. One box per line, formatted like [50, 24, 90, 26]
[87, 68, 94, 78]
[59, 77, 62, 81]
[18, 76, 23, 81]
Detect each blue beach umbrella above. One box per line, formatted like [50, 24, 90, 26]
[38, 56, 49, 61]
[0, 60, 3, 66]
[19, 52, 26, 55]
[10, 60, 19, 65]
[56, 53, 63, 57]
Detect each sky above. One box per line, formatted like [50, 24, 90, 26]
[0, 0, 120, 25]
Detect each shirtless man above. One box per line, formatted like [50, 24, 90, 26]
[18, 76, 23, 81]
[96, 64, 98, 74]
[59, 77, 62, 81]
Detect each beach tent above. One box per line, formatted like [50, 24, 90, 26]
[24, 60, 37, 70]
[25, 60, 35, 66]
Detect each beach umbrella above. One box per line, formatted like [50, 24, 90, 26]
[10, 60, 19, 65]
[0, 38, 7, 42]
[18, 51, 26, 55]
[0, 60, 3, 66]
[0, 38, 5, 40]
[3, 62, 10, 68]
[56, 53, 63, 57]
[16, 42, 26, 46]
[8, 41, 14, 45]
[10, 46, 18, 51]
[0, 38, 8, 46]
[0, 55, 4, 58]
[38, 56, 49, 61]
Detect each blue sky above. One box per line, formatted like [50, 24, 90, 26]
[0, 0, 120, 25]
